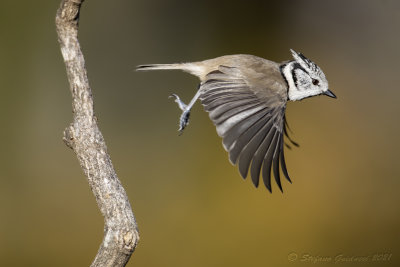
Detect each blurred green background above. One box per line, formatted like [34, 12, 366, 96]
[1, 0, 399, 266]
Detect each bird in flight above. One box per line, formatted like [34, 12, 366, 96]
[137, 49, 336, 192]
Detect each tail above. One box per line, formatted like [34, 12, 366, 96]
[136, 62, 205, 78]
[136, 63, 186, 71]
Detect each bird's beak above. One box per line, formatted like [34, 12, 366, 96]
[324, 89, 337, 98]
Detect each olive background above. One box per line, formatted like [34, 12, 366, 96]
[0, 0, 399, 266]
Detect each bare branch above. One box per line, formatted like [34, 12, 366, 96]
[55, 0, 139, 266]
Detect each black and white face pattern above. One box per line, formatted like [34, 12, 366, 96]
[282, 49, 329, 101]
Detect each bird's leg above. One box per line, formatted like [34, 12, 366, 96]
[169, 90, 201, 134]
[169, 94, 190, 133]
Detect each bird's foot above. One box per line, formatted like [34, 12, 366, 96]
[178, 109, 190, 134]
[169, 94, 187, 111]
[169, 94, 191, 134]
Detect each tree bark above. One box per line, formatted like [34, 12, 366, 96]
[55, 0, 139, 266]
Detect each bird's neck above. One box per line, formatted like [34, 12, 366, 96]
[281, 61, 302, 101]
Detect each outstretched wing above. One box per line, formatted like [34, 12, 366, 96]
[199, 65, 291, 192]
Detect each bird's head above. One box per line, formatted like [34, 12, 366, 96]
[282, 49, 336, 101]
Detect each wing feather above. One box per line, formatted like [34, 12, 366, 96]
[213, 102, 264, 124]
[227, 111, 271, 164]
[249, 125, 276, 188]
[272, 136, 283, 192]
[222, 108, 270, 151]
[203, 94, 257, 110]
[215, 105, 266, 137]
[238, 121, 275, 187]
[208, 99, 260, 121]
[279, 135, 292, 183]
[261, 131, 279, 192]
[199, 64, 292, 192]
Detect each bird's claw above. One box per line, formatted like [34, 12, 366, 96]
[169, 93, 187, 111]
[170, 93, 191, 134]
[178, 109, 190, 134]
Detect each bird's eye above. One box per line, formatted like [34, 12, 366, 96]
[312, 79, 319, 86]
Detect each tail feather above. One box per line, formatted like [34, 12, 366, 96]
[136, 63, 185, 71]
[136, 62, 205, 79]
